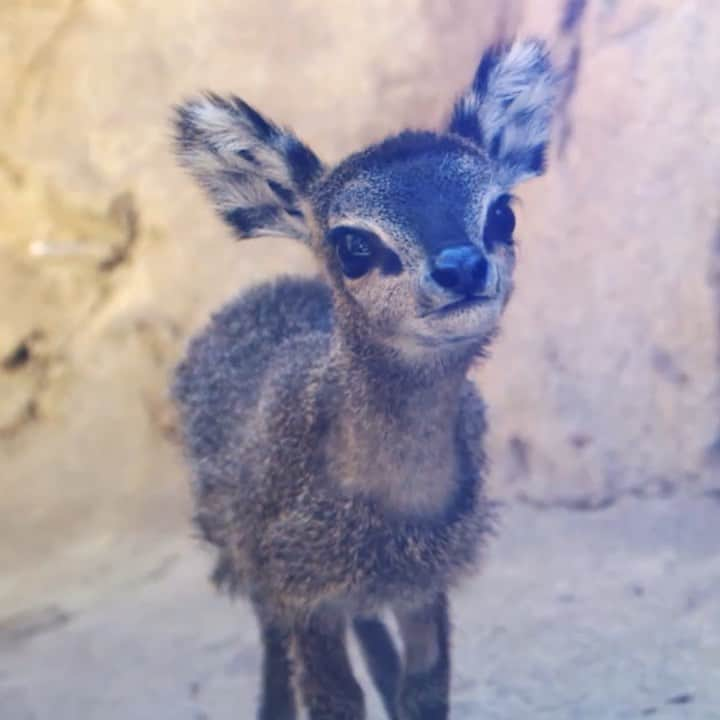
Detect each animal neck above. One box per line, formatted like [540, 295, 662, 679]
[328, 320, 474, 516]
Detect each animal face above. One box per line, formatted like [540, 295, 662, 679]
[174, 40, 560, 358]
[314, 134, 516, 354]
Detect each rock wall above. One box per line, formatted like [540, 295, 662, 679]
[1, 0, 718, 570]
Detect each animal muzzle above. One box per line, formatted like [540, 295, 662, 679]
[429, 246, 498, 298]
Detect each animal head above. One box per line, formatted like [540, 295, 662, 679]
[175, 40, 560, 359]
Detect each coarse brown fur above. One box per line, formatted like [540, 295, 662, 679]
[173, 39, 562, 720]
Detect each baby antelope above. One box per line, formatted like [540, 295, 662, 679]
[173, 38, 561, 720]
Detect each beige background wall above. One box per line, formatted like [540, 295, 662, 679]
[1, 0, 718, 582]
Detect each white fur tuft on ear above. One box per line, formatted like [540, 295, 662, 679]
[174, 94, 323, 241]
[449, 39, 561, 186]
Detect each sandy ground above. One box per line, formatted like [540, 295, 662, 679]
[2, 494, 719, 720]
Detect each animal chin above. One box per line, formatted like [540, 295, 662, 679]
[402, 297, 500, 352]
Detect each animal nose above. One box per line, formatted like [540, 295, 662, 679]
[430, 246, 489, 295]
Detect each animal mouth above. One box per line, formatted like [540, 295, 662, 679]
[424, 294, 495, 318]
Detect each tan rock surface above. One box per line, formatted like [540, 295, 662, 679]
[1, 0, 718, 611]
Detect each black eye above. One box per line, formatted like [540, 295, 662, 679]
[484, 194, 516, 249]
[330, 227, 378, 279]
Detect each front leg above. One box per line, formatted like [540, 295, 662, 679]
[257, 622, 296, 720]
[252, 598, 297, 720]
[295, 608, 365, 720]
[353, 615, 402, 720]
[395, 593, 450, 720]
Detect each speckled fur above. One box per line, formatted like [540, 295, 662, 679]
[173, 38, 561, 720]
[176, 277, 490, 615]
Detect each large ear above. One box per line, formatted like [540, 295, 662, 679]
[448, 39, 560, 186]
[174, 94, 324, 242]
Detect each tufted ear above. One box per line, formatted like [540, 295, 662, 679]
[448, 39, 560, 187]
[174, 94, 324, 242]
